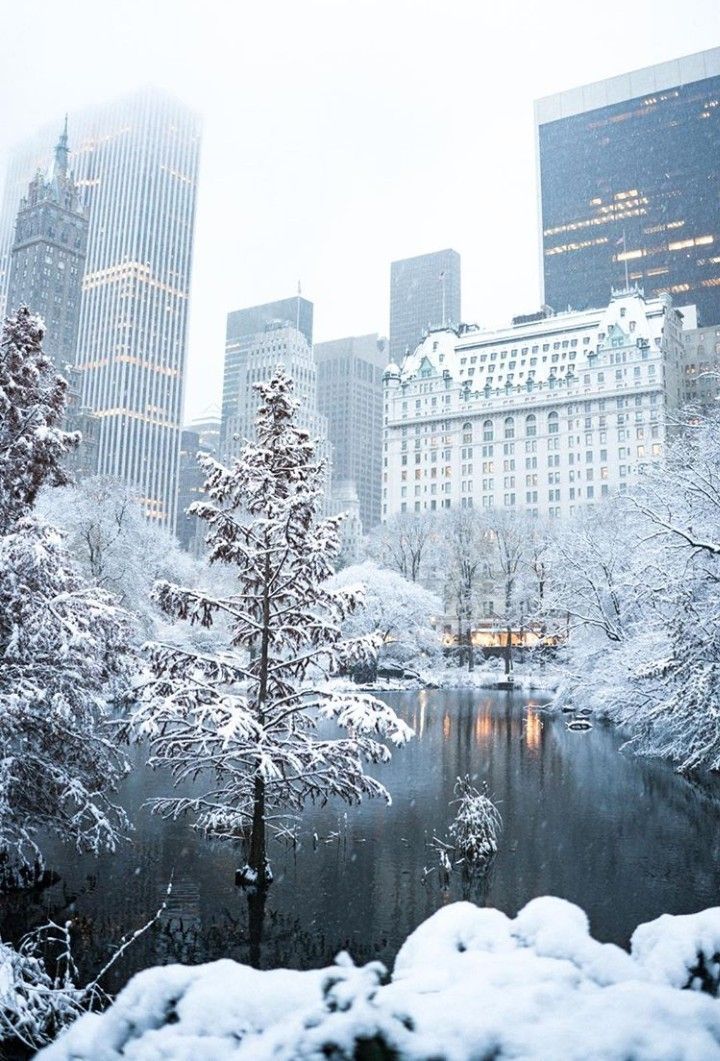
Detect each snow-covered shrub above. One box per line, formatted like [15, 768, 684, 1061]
[0, 933, 85, 1050]
[38, 898, 720, 1059]
[448, 775, 502, 868]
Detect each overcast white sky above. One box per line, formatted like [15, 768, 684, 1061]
[1, 0, 718, 420]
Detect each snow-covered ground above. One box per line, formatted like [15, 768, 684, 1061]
[39, 896, 720, 1059]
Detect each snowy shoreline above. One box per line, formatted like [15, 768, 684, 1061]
[323, 664, 563, 697]
[39, 896, 720, 1059]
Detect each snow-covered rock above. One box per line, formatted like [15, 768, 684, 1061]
[39, 898, 720, 1059]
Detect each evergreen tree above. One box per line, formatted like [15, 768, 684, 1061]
[0, 307, 131, 881]
[131, 371, 412, 886]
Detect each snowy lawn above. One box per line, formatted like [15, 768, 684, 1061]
[38, 896, 720, 1059]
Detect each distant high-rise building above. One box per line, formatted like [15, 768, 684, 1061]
[682, 322, 720, 405]
[175, 411, 221, 551]
[7, 118, 87, 367]
[535, 47, 720, 324]
[0, 88, 202, 526]
[221, 295, 314, 454]
[221, 317, 328, 468]
[6, 120, 97, 477]
[315, 333, 387, 532]
[389, 249, 461, 361]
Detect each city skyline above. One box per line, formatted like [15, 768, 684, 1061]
[0, 2, 717, 422]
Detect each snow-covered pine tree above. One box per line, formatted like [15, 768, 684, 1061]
[131, 371, 413, 886]
[0, 307, 132, 882]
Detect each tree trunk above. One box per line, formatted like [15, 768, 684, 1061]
[247, 878, 268, 969]
[248, 773, 266, 883]
[467, 608, 474, 673]
[248, 550, 272, 888]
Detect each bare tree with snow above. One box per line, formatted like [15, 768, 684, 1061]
[366, 511, 439, 584]
[442, 509, 493, 672]
[129, 371, 413, 887]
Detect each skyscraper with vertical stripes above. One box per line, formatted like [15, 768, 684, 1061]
[0, 88, 201, 527]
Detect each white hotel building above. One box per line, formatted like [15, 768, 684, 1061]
[382, 288, 686, 521]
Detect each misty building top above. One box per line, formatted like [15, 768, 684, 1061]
[535, 45, 720, 124]
[226, 296, 313, 350]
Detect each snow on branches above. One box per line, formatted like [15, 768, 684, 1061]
[130, 371, 413, 884]
[0, 519, 132, 878]
[0, 307, 78, 532]
[0, 308, 133, 881]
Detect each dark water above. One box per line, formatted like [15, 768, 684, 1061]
[3, 690, 720, 991]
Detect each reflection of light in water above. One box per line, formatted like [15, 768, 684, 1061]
[525, 708, 543, 752]
[475, 710, 493, 744]
[443, 712, 451, 739]
[418, 690, 427, 737]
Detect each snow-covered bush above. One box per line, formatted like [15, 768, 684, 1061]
[38, 897, 720, 1059]
[129, 372, 413, 887]
[448, 775, 502, 868]
[0, 932, 85, 1051]
[327, 560, 441, 675]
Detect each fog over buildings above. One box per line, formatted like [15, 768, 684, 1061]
[1, 1, 717, 425]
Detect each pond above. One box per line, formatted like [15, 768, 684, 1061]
[3, 689, 720, 991]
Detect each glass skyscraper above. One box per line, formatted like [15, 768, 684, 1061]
[0, 88, 201, 527]
[389, 249, 461, 362]
[535, 48, 720, 325]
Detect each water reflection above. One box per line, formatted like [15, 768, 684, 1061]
[3, 690, 720, 991]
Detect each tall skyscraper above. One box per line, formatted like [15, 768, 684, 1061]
[0, 88, 202, 526]
[535, 47, 720, 324]
[7, 119, 87, 367]
[389, 249, 461, 361]
[221, 294, 313, 453]
[315, 333, 387, 532]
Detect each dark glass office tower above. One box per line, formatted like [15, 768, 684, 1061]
[389, 249, 461, 361]
[536, 48, 720, 325]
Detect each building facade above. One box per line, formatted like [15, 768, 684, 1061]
[682, 323, 720, 405]
[535, 47, 720, 325]
[315, 333, 387, 532]
[389, 249, 461, 362]
[383, 289, 685, 522]
[0, 89, 202, 526]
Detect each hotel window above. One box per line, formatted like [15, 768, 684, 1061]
[548, 411, 559, 434]
[526, 413, 537, 437]
[504, 417, 515, 440]
[483, 419, 493, 442]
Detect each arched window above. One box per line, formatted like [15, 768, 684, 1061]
[548, 411, 559, 435]
[462, 421, 473, 444]
[525, 413, 537, 438]
[504, 416, 515, 440]
[483, 419, 494, 442]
